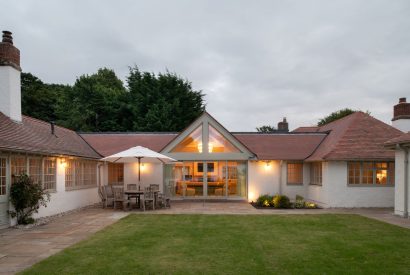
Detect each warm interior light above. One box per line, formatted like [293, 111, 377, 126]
[60, 158, 67, 168]
[208, 142, 213, 153]
[376, 169, 387, 183]
[197, 143, 203, 153]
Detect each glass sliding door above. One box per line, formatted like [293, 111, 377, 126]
[164, 160, 247, 198]
[207, 161, 226, 197]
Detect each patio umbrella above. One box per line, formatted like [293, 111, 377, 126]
[101, 146, 176, 189]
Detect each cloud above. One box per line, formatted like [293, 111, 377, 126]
[1, 0, 409, 130]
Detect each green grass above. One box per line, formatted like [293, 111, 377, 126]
[22, 214, 410, 274]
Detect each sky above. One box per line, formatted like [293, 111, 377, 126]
[1, 0, 409, 131]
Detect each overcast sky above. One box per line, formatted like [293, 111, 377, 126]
[1, 0, 409, 131]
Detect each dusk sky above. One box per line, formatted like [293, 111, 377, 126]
[1, 0, 409, 131]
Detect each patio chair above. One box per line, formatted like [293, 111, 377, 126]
[112, 186, 130, 210]
[101, 185, 114, 208]
[142, 186, 155, 211]
[127, 184, 137, 190]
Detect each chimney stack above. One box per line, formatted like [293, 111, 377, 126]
[277, 117, 289, 132]
[0, 30, 22, 122]
[392, 97, 410, 132]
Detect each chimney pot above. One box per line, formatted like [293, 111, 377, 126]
[2, 31, 13, 44]
[399, 97, 406, 103]
[50, 121, 55, 135]
[277, 117, 289, 132]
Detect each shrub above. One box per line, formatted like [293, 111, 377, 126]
[305, 202, 318, 209]
[294, 195, 305, 209]
[8, 174, 50, 224]
[272, 195, 291, 208]
[256, 194, 273, 207]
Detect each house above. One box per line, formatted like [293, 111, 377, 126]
[0, 31, 408, 228]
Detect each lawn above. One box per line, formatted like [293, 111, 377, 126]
[22, 214, 410, 274]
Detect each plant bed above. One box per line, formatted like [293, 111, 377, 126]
[251, 194, 320, 209]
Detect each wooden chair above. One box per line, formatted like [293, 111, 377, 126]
[142, 186, 155, 211]
[101, 185, 114, 208]
[127, 184, 138, 190]
[112, 186, 130, 210]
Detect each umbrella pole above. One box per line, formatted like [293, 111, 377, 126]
[138, 157, 141, 191]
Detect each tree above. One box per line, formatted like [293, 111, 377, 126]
[21, 72, 70, 122]
[317, 108, 357, 126]
[57, 68, 127, 131]
[126, 66, 205, 131]
[256, 125, 276, 133]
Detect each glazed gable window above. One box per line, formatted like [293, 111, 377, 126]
[310, 162, 322, 186]
[348, 161, 395, 185]
[287, 163, 303, 185]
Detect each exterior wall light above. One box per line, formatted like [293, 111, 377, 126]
[60, 158, 67, 168]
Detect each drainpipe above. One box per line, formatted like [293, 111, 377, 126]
[402, 146, 409, 218]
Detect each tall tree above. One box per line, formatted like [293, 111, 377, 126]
[126, 66, 205, 131]
[57, 68, 127, 131]
[256, 125, 276, 133]
[21, 72, 69, 122]
[317, 108, 357, 126]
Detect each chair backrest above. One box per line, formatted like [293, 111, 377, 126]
[150, 184, 160, 192]
[144, 186, 154, 199]
[103, 185, 113, 197]
[127, 184, 137, 191]
[112, 186, 124, 200]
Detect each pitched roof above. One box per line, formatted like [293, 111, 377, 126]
[81, 132, 327, 160]
[233, 133, 327, 160]
[385, 132, 410, 147]
[292, 126, 320, 133]
[0, 112, 101, 158]
[80, 133, 178, 157]
[306, 112, 403, 161]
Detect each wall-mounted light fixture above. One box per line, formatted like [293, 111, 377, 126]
[264, 161, 271, 171]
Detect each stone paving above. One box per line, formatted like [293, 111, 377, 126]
[0, 209, 127, 274]
[0, 202, 409, 274]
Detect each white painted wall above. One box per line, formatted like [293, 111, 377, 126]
[394, 150, 410, 216]
[323, 161, 394, 208]
[34, 159, 100, 218]
[392, 119, 410, 133]
[280, 162, 308, 201]
[0, 66, 21, 122]
[123, 162, 164, 192]
[247, 160, 280, 201]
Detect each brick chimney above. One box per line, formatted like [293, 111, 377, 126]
[0, 31, 21, 122]
[392, 97, 410, 132]
[277, 117, 289, 132]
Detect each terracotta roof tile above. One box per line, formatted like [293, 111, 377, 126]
[292, 126, 320, 133]
[80, 133, 178, 157]
[306, 112, 402, 161]
[0, 112, 101, 158]
[233, 133, 327, 160]
[385, 132, 410, 146]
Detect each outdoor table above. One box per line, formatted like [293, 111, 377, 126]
[124, 190, 144, 209]
[124, 189, 160, 209]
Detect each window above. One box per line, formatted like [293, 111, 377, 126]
[108, 163, 124, 185]
[348, 161, 395, 185]
[11, 156, 26, 183]
[43, 158, 56, 190]
[65, 159, 74, 188]
[208, 125, 240, 153]
[310, 162, 322, 185]
[0, 158, 6, 195]
[171, 125, 203, 153]
[287, 163, 303, 185]
[65, 159, 98, 190]
[29, 158, 42, 185]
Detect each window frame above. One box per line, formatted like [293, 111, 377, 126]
[347, 161, 395, 187]
[309, 162, 322, 186]
[43, 157, 57, 191]
[65, 159, 98, 191]
[286, 162, 304, 185]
